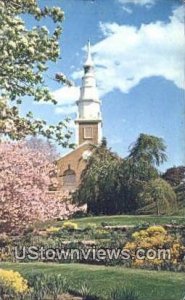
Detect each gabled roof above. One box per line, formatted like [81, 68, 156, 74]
[57, 141, 93, 162]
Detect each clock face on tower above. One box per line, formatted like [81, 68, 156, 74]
[82, 150, 92, 161]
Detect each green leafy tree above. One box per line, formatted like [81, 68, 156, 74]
[162, 166, 185, 187]
[118, 158, 159, 212]
[116, 133, 165, 212]
[129, 133, 167, 166]
[137, 178, 177, 215]
[73, 139, 122, 215]
[74, 134, 169, 215]
[0, 0, 73, 146]
[175, 182, 185, 208]
[162, 166, 185, 209]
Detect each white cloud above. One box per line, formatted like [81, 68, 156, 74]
[52, 86, 80, 115]
[52, 86, 80, 106]
[118, 0, 156, 13]
[49, 5, 183, 117]
[55, 105, 77, 115]
[118, 0, 155, 6]
[84, 5, 184, 96]
[121, 6, 132, 14]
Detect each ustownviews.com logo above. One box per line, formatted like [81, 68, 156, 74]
[12, 246, 172, 262]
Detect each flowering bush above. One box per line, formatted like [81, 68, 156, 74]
[94, 228, 110, 239]
[0, 141, 82, 234]
[62, 221, 78, 230]
[85, 223, 97, 230]
[46, 226, 61, 234]
[125, 225, 185, 270]
[0, 269, 30, 298]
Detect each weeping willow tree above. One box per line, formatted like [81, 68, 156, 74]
[128, 133, 167, 166]
[73, 134, 177, 215]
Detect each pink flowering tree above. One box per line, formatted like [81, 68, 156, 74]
[0, 141, 85, 233]
[0, 141, 51, 230]
[0, 141, 59, 232]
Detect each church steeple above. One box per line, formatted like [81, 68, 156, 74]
[75, 41, 102, 146]
[84, 40, 93, 68]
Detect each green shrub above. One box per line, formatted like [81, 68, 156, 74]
[27, 272, 48, 300]
[137, 178, 177, 215]
[47, 275, 68, 300]
[46, 226, 61, 234]
[0, 269, 30, 299]
[27, 272, 70, 299]
[71, 210, 89, 219]
[78, 282, 91, 297]
[110, 287, 140, 300]
[85, 223, 97, 230]
[62, 221, 78, 230]
[69, 283, 100, 300]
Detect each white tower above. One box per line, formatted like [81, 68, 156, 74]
[75, 41, 102, 146]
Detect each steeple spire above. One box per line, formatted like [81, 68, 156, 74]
[84, 40, 93, 67]
[79, 40, 99, 103]
[75, 40, 102, 146]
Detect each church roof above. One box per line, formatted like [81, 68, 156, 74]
[57, 141, 93, 161]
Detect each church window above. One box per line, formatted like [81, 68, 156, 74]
[63, 169, 76, 186]
[84, 126, 93, 139]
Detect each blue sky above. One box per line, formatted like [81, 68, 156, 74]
[23, 0, 184, 171]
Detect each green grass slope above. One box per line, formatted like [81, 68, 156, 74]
[0, 263, 184, 300]
[36, 214, 185, 230]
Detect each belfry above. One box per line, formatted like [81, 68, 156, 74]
[57, 42, 102, 192]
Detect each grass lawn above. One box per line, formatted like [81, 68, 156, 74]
[0, 262, 184, 300]
[36, 214, 185, 229]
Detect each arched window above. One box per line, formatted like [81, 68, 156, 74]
[63, 169, 76, 186]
